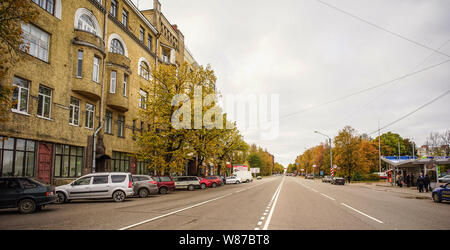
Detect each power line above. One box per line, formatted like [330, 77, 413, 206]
[279, 59, 450, 120]
[367, 89, 450, 136]
[315, 0, 450, 58]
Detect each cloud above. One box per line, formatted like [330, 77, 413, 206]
[137, 0, 450, 166]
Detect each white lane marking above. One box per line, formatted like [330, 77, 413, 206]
[257, 221, 262, 226]
[261, 216, 265, 220]
[262, 177, 285, 230]
[118, 180, 274, 230]
[254, 228, 260, 230]
[341, 203, 384, 224]
[320, 193, 336, 201]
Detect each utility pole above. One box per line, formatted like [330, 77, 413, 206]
[378, 120, 381, 172]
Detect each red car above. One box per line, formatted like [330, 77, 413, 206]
[152, 176, 175, 194]
[202, 176, 222, 188]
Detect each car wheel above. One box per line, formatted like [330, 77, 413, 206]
[113, 190, 126, 202]
[159, 187, 168, 195]
[55, 192, 66, 204]
[212, 183, 217, 188]
[18, 199, 36, 214]
[138, 188, 149, 198]
[188, 185, 195, 191]
[236, 181, 240, 184]
[432, 193, 441, 203]
[200, 183, 206, 189]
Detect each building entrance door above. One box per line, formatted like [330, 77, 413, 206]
[37, 142, 53, 184]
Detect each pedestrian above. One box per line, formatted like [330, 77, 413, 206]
[396, 174, 403, 187]
[424, 175, 430, 192]
[417, 174, 424, 193]
[347, 175, 351, 183]
[406, 174, 411, 187]
[411, 174, 415, 187]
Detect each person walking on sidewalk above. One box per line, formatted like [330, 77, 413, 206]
[417, 174, 424, 193]
[424, 175, 431, 192]
[396, 174, 403, 187]
[347, 175, 351, 184]
[406, 174, 411, 187]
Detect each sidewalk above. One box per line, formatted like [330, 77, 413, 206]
[349, 181, 433, 199]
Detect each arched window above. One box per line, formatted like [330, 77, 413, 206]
[110, 39, 125, 55]
[78, 14, 96, 35]
[140, 61, 150, 80]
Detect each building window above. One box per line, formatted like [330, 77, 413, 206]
[78, 14, 97, 35]
[54, 144, 83, 178]
[0, 137, 36, 177]
[122, 9, 128, 27]
[93, 56, 100, 83]
[110, 0, 118, 18]
[139, 89, 148, 109]
[136, 160, 149, 175]
[105, 110, 113, 134]
[69, 97, 80, 126]
[162, 47, 170, 64]
[32, 0, 55, 15]
[140, 121, 144, 135]
[139, 61, 150, 80]
[111, 151, 130, 172]
[117, 115, 125, 137]
[147, 35, 152, 50]
[110, 71, 117, 93]
[37, 85, 52, 119]
[21, 23, 50, 62]
[77, 50, 83, 77]
[11, 77, 30, 114]
[132, 120, 136, 135]
[139, 26, 145, 42]
[123, 74, 128, 97]
[110, 38, 124, 55]
[85, 103, 95, 129]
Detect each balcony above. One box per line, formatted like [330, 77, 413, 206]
[72, 79, 102, 101]
[73, 29, 105, 53]
[106, 93, 129, 112]
[107, 52, 131, 69]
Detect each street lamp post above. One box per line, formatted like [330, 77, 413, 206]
[314, 131, 333, 176]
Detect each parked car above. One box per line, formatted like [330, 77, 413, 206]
[305, 174, 315, 179]
[203, 176, 222, 188]
[152, 176, 175, 194]
[438, 175, 450, 183]
[322, 176, 333, 183]
[132, 175, 158, 198]
[226, 176, 242, 184]
[432, 183, 450, 203]
[257, 176, 262, 180]
[331, 177, 346, 185]
[173, 176, 201, 191]
[55, 173, 134, 203]
[373, 172, 388, 179]
[0, 177, 56, 214]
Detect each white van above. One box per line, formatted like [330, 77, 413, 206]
[55, 172, 134, 203]
[234, 170, 253, 183]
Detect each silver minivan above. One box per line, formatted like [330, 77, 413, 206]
[173, 176, 201, 191]
[55, 172, 134, 203]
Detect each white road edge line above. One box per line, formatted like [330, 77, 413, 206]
[262, 176, 285, 230]
[118, 180, 273, 230]
[320, 193, 336, 201]
[341, 203, 384, 224]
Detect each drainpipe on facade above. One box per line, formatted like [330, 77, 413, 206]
[93, 5, 109, 173]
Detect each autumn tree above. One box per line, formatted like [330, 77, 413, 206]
[0, 0, 37, 122]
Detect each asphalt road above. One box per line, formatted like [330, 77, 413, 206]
[0, 176, 449, 230]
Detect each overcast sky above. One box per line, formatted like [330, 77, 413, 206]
[134, 0, 450, 167]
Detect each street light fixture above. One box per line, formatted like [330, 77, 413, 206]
[314, 131, 333, 176]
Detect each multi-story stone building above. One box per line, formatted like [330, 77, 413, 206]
[0, 0, 197, 185]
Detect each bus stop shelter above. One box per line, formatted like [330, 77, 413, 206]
[381, 156, 450, 188]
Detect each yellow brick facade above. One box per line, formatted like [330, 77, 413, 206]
[0, 0, 196, 184]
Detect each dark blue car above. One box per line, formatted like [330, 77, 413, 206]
[432, 183, 450, 203]
[0, 177, 56, 214]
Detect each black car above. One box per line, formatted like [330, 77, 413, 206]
[0, 177, 56, 214]
[331, 177, 346, 185]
